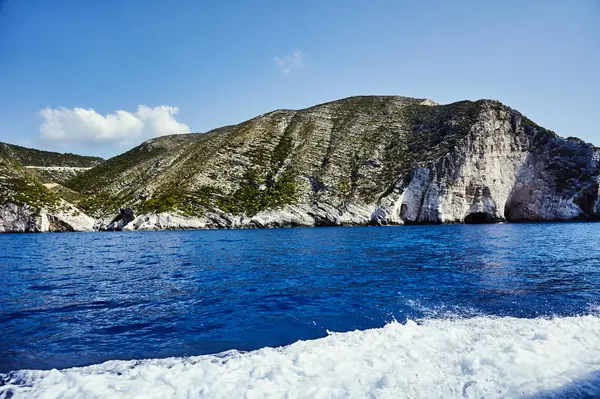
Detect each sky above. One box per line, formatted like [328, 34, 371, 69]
[0, 0, 599, 158]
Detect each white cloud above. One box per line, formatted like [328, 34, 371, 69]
[39, 105, 191, 147]
[274, 50, 304, 74]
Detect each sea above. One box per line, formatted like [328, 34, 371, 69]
[1, 223, 600, 398]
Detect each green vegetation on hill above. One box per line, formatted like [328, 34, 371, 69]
[0, 158, 59, 211]
[77, 192, 124, 217]
[220, 169, 298, 216]
[65, 133, 204, 194]
[65, 145, 166, 194]
[0, 142, 103, 167]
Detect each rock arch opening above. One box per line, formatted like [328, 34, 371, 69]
[464, 212, 494, 224]
[576, 186, 599, 219]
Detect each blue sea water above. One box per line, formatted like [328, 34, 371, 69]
[2, 223, 600, 398]
[1, 223, 599, 375]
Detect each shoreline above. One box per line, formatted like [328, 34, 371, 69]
[1, 216, 598, 235]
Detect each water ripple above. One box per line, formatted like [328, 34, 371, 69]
[1, 223, 600, 372]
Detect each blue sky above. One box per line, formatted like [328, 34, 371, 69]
[0, 0, 599, 158]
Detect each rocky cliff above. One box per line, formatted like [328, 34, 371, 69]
[1, 96, 599, 232]
[0, 144, 101, 232]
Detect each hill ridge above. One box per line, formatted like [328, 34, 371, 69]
[1, 95, 599, 232]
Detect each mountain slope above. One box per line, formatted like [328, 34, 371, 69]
[56, 95, 600, 231]
[0, 142, 103, 167]
[0, 142, 103, 184]
[0, 144, 100, 232]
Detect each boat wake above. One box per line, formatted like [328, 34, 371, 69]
[2, 315, 600, 398]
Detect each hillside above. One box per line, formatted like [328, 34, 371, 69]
[69, 96, 600, 229]
[2, 95, 600, 232]
[0, 142, 104, 184]
[0, 157, 57, 211]
[0, 143, 101, 232]
[0, 142, 103, 167]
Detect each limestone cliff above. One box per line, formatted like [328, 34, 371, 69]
[1, 96, 599, 232]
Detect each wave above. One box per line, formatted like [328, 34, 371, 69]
[2, 315, 600, 398]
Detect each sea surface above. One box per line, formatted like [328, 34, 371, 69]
[1, 223, 600, 398]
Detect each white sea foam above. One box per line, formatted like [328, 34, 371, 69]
[3, 315, 600, 399]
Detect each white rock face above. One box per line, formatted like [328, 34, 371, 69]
[123, 213, 211, 231]
[420, 99, 439, 106]
[0, 201, 94, 233]
[24, 166, 92, 172]
[49, 201, 96, 232]
[0, 203, 40, 233]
